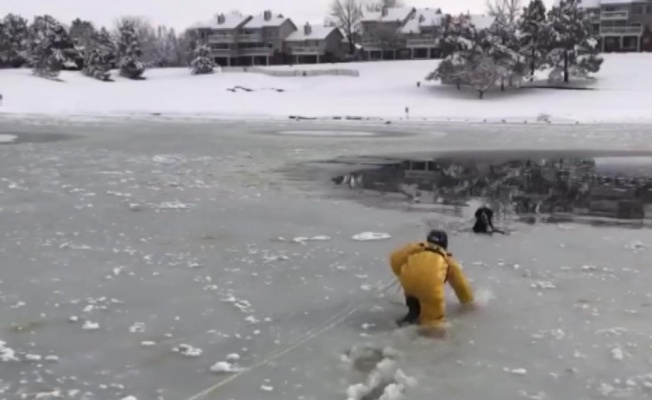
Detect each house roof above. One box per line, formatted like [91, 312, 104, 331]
[362, 7, 415, 23]
[193, 13, 250, 30]
[244, 13, 292, 28]
[400, 8, 443, 34]
[285, 25, 341, 41]
[555, 0, 640, 7]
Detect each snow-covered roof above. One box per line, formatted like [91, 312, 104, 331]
[244, 12, 292, 29]
[193, 13, 250, 30]
[554, 0, 637, 8]
[400, 8, 443, 34]
[362, 7, 415, 23]
[285, 25, 340, 41]
[578, 0, 602, 8]
[469, 14, 495, 30]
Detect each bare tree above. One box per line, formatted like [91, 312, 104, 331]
[329, 0, 364, 54]
[486, 0, 523, 26]
[366, 0, 405, 12]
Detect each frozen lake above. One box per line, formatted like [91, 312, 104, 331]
[1, 117, 652, 400]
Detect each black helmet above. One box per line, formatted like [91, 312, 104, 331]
[426, 229, 448, 250]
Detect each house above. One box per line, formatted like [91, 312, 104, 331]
[193, 10, 297, 66]
[284, 23, 345, 63]
[360, 7, 416, 59]
[574, 0, 652, 52]
[194, 13, 252, 66]
[239, 10, 297, 65]
[401, 8, 445, 59]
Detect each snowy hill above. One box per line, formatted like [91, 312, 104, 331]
[1, 53, 652, 123]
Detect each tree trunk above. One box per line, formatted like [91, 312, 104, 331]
[530, 47, 535, 82]
[500, 79, 505, 91]
[563, 51, 569, 83]
[478, 90, 484, 99]
[456, 79, 460, 90]
[348, 36, 355, 55]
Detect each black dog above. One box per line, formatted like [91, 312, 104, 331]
[473, 206, 504, 234]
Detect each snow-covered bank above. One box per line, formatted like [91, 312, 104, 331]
[1, 53, 652, 124]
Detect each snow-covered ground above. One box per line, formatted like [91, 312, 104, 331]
[1, 119, 652, 400]
[1, 53, 652, 124]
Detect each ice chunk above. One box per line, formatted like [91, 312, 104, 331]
[379, 383, 404, 400]
[210, 361, 243, 373]
[174, 344, 202, 357]
[140, 341, 157, 347]
[261, 384, 274, 391]
[129, 322, 145, 333]
[611, 347, 625, 361]
[226, 353, 240, 361]
[352, 232, 391, 241]
[508, 368, 528, 375]
[25, 354, 42, 361]
[82, 321, 100, 330]
[0, 341, 18, 362]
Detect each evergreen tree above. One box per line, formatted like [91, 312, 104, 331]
[519, 0, 548, 81]
[547, 0, 602, 83]
[428, 14, 476, 90]
[487, 17, 526, 90]
[82, 49, 111, 80]
[28, 15, 78, 78]
[117, 21, 145, 79]
[190, 44, 215, 75]
[69, 18, 97, 63]
[0, 14, 29, 68]
[94, 27, 117, 67]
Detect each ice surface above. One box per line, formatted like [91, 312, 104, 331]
[1, 119, 652, 400]
[2, 54, 652, 123]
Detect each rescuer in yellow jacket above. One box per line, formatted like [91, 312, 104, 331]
[390, 229, 475, 330]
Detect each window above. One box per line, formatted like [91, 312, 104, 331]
[633, 5, 643, 14]
[647, 5, 652, 14]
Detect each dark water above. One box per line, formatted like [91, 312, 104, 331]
[331, 150, 652, 226]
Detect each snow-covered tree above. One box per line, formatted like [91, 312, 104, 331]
[427, 14, 476, 90]
[116, 20, 145, 79]
[487, 17, 526, 89]
[69, 19, 97, 50]
[0, 13, 29, 68]
[28, 15, 78, 78]
[519, 0, 549, 81]
[93, 27, 117, 67]
[547, 0, 602, 83]
[82, 49, 111, 80]
[190, 44, 215, 75]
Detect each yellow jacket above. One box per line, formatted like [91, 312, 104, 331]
[390, 241, 474, 306]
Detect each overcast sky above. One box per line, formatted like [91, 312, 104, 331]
[4, 0, 556, 32]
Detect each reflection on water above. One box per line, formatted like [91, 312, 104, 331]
[333, 154, 652, 223]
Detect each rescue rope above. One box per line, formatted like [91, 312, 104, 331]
[184, 277, 400, 400]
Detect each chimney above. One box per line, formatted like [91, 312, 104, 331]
[264, 10, 271, 21]
[418, 14, 425, 23]
[304, 22, 312, 35]
[217, 14, 225, 24]
[381, 7, 388, 17]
